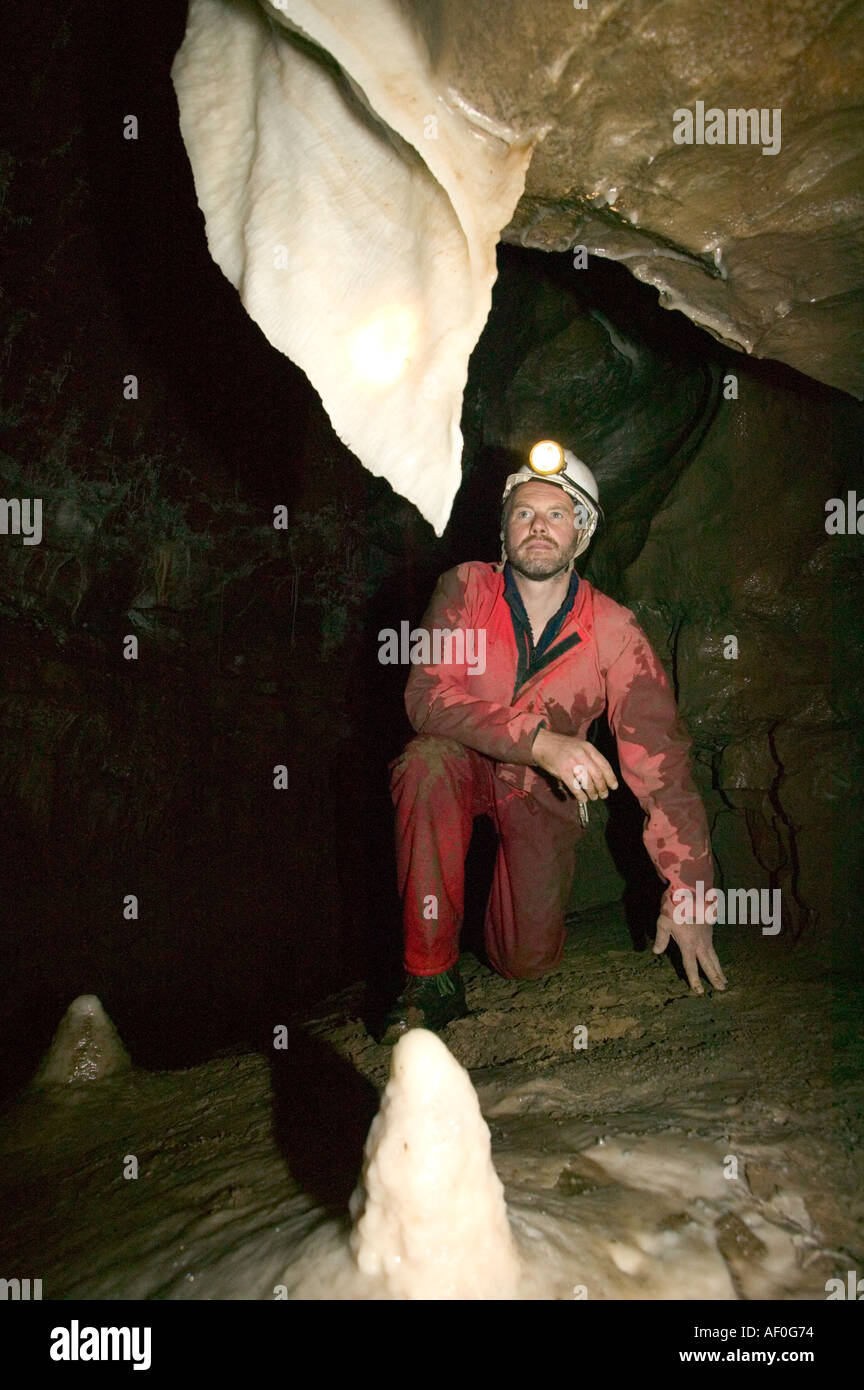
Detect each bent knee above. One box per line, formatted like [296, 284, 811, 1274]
[390, 735, 471, 785]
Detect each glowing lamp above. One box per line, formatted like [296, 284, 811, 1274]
[528, 440, 566, 475]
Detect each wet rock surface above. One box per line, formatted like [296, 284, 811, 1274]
[33, 996, 131, 1089]
[419, 0, 864, 397]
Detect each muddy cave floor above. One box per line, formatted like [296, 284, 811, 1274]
[1, 904, 862, 1300]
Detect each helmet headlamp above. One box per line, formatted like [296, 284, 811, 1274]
[499, 439, 604, 562]
[528, 440, 566, 476]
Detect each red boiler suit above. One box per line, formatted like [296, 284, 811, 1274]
[389, 561, 715, 979]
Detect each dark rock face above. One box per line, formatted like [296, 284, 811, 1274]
[0, 404, 417, 1087]
[407, 0, 864, 398]
[618, 363, 864, 940]
[464, 250, 864, 942]
[466, 251, 718, 533]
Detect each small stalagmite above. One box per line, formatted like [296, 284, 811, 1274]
[349, 1028, 521, 1299]
[33, 994, 132, 1089]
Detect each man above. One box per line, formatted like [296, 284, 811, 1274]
[381, 442, 726, 1045]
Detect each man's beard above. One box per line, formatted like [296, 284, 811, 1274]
[505, 534, 580, 580]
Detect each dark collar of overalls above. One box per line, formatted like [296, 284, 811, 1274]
[503, 561, 581, 699]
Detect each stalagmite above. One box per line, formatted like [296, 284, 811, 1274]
[172, 0, 535, 535]
[33, 995, 132, 1088]
[349, 1028, 521, 1299]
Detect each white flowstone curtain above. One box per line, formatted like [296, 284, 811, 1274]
[172, 0, 536, 533]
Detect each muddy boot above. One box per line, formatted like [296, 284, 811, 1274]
[379, 963, 468, 1046]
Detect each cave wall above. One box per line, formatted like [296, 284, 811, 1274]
[619, 361, 864, 943]
[461, 251, 864, 944]
[0, 0, 433, 1089]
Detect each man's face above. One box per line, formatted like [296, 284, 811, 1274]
[503, 480, 583, 579]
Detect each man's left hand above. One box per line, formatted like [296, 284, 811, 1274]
[653, 914, 728, 994]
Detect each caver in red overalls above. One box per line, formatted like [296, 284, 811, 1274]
[389, 559, 714, 980]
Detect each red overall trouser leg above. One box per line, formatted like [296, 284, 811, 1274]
[389, 735, 583, 980]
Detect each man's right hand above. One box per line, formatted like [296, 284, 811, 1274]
[532, 729, 619, 802]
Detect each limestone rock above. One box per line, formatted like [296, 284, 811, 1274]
[349, 1028, 521, 1299]
[33, 995, 132, 1089]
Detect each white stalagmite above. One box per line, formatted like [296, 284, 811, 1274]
[349, 1028, 522, 1299]
[171, 0, 536, 535]
[33, 995, 132, 1088]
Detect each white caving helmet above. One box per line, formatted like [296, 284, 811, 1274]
[501, 440, 603, 561]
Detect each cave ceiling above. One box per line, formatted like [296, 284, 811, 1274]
[174, 0, 863, 531]
[427, 0, 864, 400]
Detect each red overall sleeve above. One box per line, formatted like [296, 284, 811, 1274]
[404, 565, 546, 764]
[602, 608, 714, 909]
